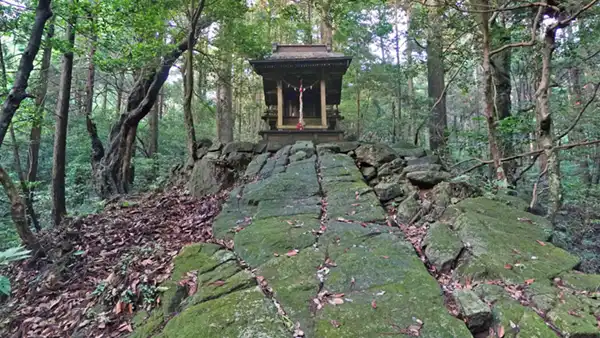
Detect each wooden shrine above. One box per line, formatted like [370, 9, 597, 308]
[249, 44, 352, 143]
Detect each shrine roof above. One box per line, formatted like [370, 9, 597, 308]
[249, 44, 352, 75]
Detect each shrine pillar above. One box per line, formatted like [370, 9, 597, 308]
[277, 80, 283, 129]
[320, 79, 327, 128]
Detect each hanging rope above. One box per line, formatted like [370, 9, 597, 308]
[297, 79, 304, 130]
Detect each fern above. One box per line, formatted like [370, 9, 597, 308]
[0, 246, 31, 296]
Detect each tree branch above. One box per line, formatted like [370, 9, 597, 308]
[554, 82, 600, 142]
[490, 5, 543, 57]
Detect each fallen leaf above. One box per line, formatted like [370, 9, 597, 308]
[504, 264, 513, 270]
[286, 249, 299, 257]
[114, 301, 123, 314]
[330, 320, 341, 328]
[209, 280, 226, 287]
[497, 325, 505, 337]
[524, 279, 535, 285]
[273, 252, 279, 257]
[536, 240, 546, 246]
[512, 248, 521, 254]
[127, 303, 133, 314]
[517, 217, 533, 224]
[286, 220, 294, 225]
[350, 277, 356, 288]
[118, 322, 133, 333]
[371, 300, 377, 309]
[351, 203, 360, 207]
[329, 298, 344, 305]
[568, 310, 582, 317]
[360, 222, 367, 228]
[382, 256, 389, 259]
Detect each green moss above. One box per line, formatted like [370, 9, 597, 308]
[234, 214, 319, 267]
[157, 287, 289, 338]
[450, 199, 579, 284]
[558, 271, 600, 292]
[423, 222, 464, 272]
[131, 310, 165, 338]
[547, 292, 600, 337]
[314, 283, 471, 338]
[171, 243, 224, 281]
[256, 249, 324, 337]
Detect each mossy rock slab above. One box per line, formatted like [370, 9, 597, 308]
[234, 215, 319, 267]
[254, 197, 321, 220]
[156, 287, 289, 338]
[256, 249, 325, 337]
[423, 222, 464, 272]
[313, 282, 471, 338]
[212, 205, 256, 240]
[326, 191, 388, 223]
[558, 271, 600, 292]
[243, 171, 320, 204]
[547, 292, 600, 337]
[448, 198, 580, 284]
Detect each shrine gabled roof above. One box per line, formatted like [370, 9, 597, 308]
[249, 44, 352, 75]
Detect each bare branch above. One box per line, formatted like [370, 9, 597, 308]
[490, 5, 544, 57]
[554, 82, 600, 142]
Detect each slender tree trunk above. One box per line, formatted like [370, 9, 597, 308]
[567, 65, 591, 185]
[536, 28, 561, 220]
[478, 0, 507, 185]
[116, 71, 124, 115]
[491, 20, 514, 182]
[51, 9, 76, 226]
[148, 100, 159, 156]
[217, 47, 234, 143]
[28, 19, 54, 189]
[0, 0, 53, 148]
[405, 4, 414, 138]
[183, 38, 197, 161]
[426, 0, 447, 151]
[0, 165, 40, 251]
[319, 0, 333, 47]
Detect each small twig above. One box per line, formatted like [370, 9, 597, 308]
[554, 82, 600, 141]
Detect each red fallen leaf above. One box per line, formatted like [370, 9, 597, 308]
[536, 240, 546, 246]
[337, 217, 352, 223]
[568, 310, 582, 317]
[332, 293, 345, 298]
[382, 256, 389, 259]
[371, 300, 377, 309]
[329, 298, 344, 305]
[209, 280, 226, 287]
[524, 278, 535, 285]
[497, 325, 505, 337]
[360, 222, 367, 228]
[504, 264, 513, 270]
[286, 249, 299, 257]
[351, 203, 360, 207]
[127, 303, 133, 314]
[114, 301, 123, 314]
[325, 258, 337, 267]
[330, 320, 341, 328]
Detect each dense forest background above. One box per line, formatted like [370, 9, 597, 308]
[1, 0, 600, 256]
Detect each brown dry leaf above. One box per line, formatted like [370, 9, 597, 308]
[360, 222, 367, 228]
[371, 300, 377, 309]
[273, 252, 280, 257]
[330, 320, 341, 328]
[517, 217, 533, 224]
[286, 220, 294, 225]
[351, 203, 360, 207]
[382, 256, 389, 259]
[325, 258, 337, 267]
[568, 310, 582, 318]
[117, 322, 133, 333]
[524, 279, 535, 285]
[286, 249, 299, 257]
[127, 303, 133, 314]
[536, 240, 546, 246]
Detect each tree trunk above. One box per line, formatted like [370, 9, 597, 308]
[405, 3, 414, 138]
[0, 165, 40, 251]
[319, 0, 333, 47]
[183, 39, 197, 161]
[116, 71, 124, 115]
[92, 6, 209, 198]
[9, 127, 40, 231]
[536, 28, 561, 220]
[52, 8, 76, 226]
[148, 100, 159, 156]
[567, 65, 591, 185]
[478, 0, 507, 184]
[0, 0, 53, 148]
[28, 19, 54, 188]
[217, 48, 234, 143]
[491, 19, 514, 183]
[426, 0, 447, 151]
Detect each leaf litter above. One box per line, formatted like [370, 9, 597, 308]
[0, 187, 225, 338]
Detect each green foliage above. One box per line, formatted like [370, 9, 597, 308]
[0, 246, 31, 296]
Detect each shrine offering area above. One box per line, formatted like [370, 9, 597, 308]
[134, 141, 600, 338]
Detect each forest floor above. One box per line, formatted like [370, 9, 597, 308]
[0, 186, 226, 337]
